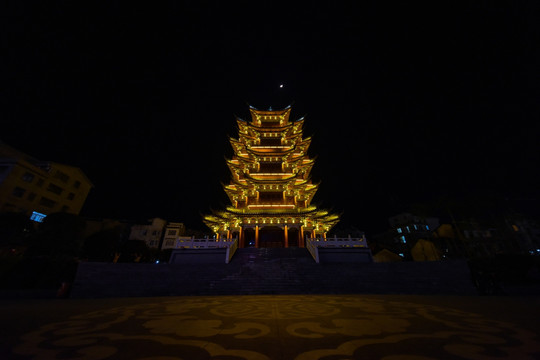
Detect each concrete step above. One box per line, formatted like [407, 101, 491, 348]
[71, 248, 478, 298]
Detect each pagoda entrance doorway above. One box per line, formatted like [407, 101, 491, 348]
[259, 226, 284, 248]
[288, 227, 299, 247]
[243, 228, 256, 247]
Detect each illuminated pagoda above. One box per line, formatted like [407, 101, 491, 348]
[204, 105, 340, 248]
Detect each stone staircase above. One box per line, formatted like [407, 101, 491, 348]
[70, 248, 478, 298]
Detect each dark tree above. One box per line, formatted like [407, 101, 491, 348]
[82, 228, 122, 262]
[118, 240, 150, 262]
[26, 212, 86, 258]
[0, 212, 34, 247]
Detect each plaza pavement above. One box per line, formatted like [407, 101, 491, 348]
[2, 294, 540, 359]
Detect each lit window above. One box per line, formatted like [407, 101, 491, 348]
[400, 235, 406, 243]
[425, 225, 429, 230]
[414, 224, 418, 230]
[30, 211, 47, 222]
[397, 227, 402, 233]
[406, 226, 410, 232]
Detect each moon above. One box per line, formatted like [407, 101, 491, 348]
[279, 84, 284, 88]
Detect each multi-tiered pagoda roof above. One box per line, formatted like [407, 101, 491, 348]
[204, 105, 339, 248]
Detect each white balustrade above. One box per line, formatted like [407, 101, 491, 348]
[174, 238, 238, 249]
[173, 237, 239, 264]
[306, 235, 368, 263]
[308, 235, 368, 248]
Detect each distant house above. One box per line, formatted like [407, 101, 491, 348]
[128, 218, 167, 248]
[161, 222, 186, 250]
[411, 239, 441, 261]
[509, 218, 540, 255]
[454, 220, 507, 257]
[0, 141, 93, 220]
[388, 213, 440, 241]
[383, 213, 440, 258]
[373, 248, 403, 263]
[82, 217, 133, 241]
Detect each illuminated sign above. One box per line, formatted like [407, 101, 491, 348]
[30, 211, 47, 222]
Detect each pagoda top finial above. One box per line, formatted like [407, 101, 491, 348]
[247, 104, 292, 112]
[248, 105, 293, 126]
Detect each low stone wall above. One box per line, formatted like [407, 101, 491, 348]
[71, 248, 477, 298]
[318, 248, 373, 263]
[169, 248, 228, 264]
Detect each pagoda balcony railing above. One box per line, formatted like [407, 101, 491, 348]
[249, 172, 295, 177]
[250, 145, 293, 150]
[248, 199, 296, 205]
[247, 201, 296, 209]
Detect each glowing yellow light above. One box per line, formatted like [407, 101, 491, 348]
[254, 173, 294, 176]
[247, 204, 295, 208]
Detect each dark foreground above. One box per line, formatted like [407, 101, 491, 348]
[2, 294, 539, 359]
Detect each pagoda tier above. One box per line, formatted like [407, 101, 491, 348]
[203, 105, 340, 248]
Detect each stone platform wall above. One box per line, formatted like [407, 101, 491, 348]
[70, 248, 477, 298]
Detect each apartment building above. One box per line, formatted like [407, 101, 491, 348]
[0, 142, 93, 221]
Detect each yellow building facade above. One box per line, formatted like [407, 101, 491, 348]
[0, 142, 93, 220]
[204, 105, 339, 248]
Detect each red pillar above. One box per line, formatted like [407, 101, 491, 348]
[239, 227, 244, 248]
[255, 225, 259, 248]
[284, 225, 289, 248]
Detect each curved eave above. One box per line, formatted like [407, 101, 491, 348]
[223, 184, 242, 196]
[227, 177, 250, 188]
[226, 159, 244, 171]
[234, 153, 256, 162]
[285, 156, 312, 165]
[297, 137, 312, 148]
[284, 151, 312, 162]
[236, 117, 247, 125]
[238, 133, 258, 141]
[296, 162, 314, 173]
[284, 132, 304, 140]
[229, 137, 246, 147]
[246, 146, 295, 156]
[291, 118, 305, 130]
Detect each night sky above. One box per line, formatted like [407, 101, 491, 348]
[2, 2, 540, 236]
